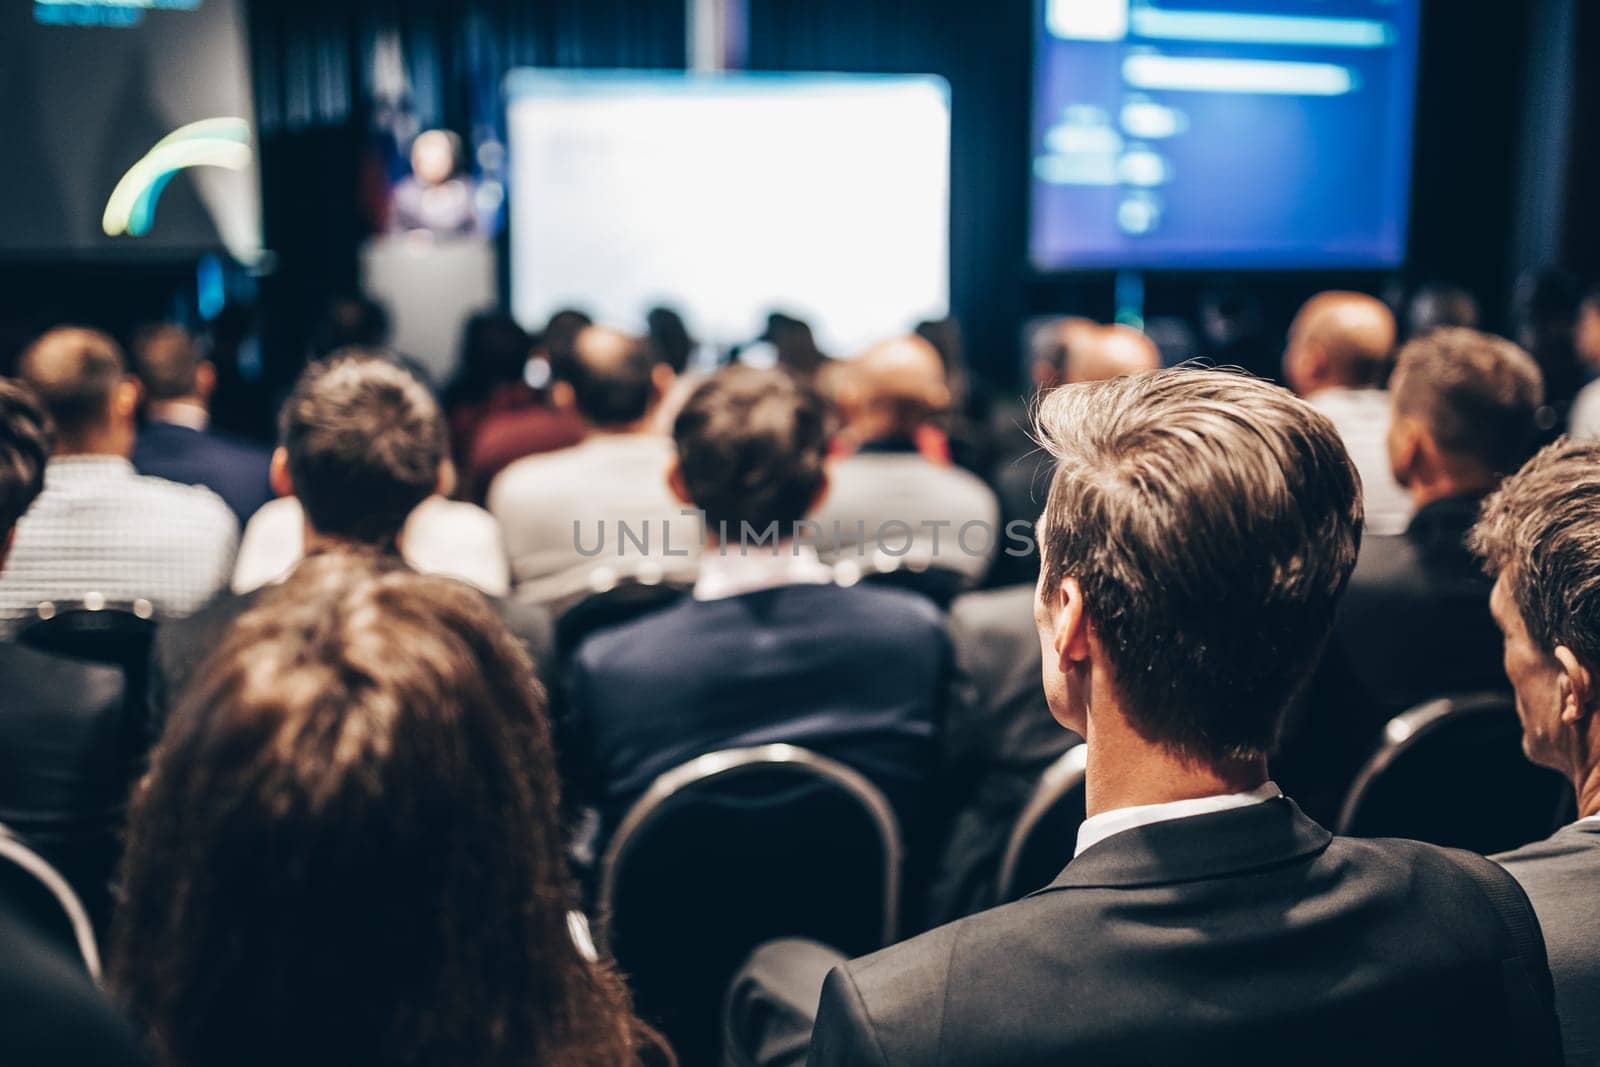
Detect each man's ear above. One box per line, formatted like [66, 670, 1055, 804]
[1051, 575, 1092, 668]
[666, 456, 693, 507]
[113, 377, 141, 419]
[435, 458, 456, 499]
[550, 381, 577, 414]
[650, 361, 676, 400]
[1554, 645, 1595, 725]
[195, 361, 217, 402]
[1387, 415, 1424, 487]
[270, 447, 294, 499]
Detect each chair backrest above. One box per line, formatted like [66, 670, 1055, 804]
[597, 744, 902, 1065]
[836, 556, 969, 610]
[16, 597, 157, 677]
[553, 578, 687, 660]
[1337, 691, 1573, 853]
[0, 823, 100, 978]
[996, 743, 1089, 903]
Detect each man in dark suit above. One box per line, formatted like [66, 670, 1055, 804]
[0, 380, 141, 934]
[795, 369, 1560, 1065]
[1474, 439, 1600, 1064]
[151, 352, 552, 729]
[567, 366, 945, 843]
[1277, 328, 1544, 823]
[129, 324, 273, 525]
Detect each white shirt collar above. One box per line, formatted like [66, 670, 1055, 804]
[1074, 780, 1283, 858]
[693, 542, 834, 602]
[147, 400, 209, 432]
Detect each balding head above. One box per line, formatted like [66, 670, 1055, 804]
[18, 327, 139, 455]
[550, 325, 666, 430]
[1068, 325, 1162, 383]
[1284, 291, 1397, 396]
[839, 334, 951, 441]
[1029, 316, 1099, 392]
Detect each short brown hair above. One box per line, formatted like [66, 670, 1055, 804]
[1470, 438, 1600, 667]
[279, 351, 444, 545]
[132, 323, 204, 401]
[1391, 327, 1543, 476]
[1035, 368, 1362, 761]
[0, 378, 54, 535]
[112, 556, 654, 1066]
[17, 326, 125, 443]
[673, 366, 832, 532]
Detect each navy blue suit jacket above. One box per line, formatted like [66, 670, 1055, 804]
[131, 421, 272, 525]
[567, 582, 948, 835]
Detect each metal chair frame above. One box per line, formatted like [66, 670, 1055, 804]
[596, 743, 904, 952]
[996, 742, 1089, 902]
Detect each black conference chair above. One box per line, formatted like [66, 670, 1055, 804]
[597, 745, 902, 1065]
[0, 823, 101, 979]
[553, 577, 688, 661]
[838, 555, 969, 611]
[995, 743, 1088, 903]
[1337, 692, 1573, 854]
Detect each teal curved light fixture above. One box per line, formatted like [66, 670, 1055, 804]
[102, 117, 253, 238]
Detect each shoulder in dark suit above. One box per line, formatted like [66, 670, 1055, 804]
[568, 582, 947, 833]
[1497, 820, 1600, 1065]
[0, 642, 134, 930]
[1277, 493, 1505, 823]
[927, 584, 1077, 923]
[810, 799, 1561, 1066]
[132, 420, 273, 525]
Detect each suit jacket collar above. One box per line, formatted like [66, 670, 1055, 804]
[1032, 796, 1332, 892]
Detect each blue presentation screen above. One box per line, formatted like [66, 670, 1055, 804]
[1030, 0, 1421, 270]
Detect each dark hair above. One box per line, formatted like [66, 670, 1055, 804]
[1391, 327, 1543, 477]
[1034, 368, 1361, 762]
[1471, 438, 1600, 669]
[111, 556, 659, 1067]
[310, 295, 391, 359]
[279, 352, 444, 545]
[445, 311, 532, 408]
[646, 307, 694, 376]
[17, 326, 125, 442]
[551, 326, 660, 428]
[0, 378, 54, 535]
[132, 323, 204, 401]
[673, 366, 832, 533]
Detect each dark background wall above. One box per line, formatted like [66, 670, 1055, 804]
[0, 0, 1594, 408]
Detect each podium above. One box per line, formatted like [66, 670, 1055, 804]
[360, 235, 497, 386]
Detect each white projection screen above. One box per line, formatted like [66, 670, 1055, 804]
[506, 72, 951, 356]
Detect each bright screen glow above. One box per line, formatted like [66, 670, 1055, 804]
[1030, 0, 1421, 270]
[507, 72, 951, 355]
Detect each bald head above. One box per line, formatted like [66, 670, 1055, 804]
[1284, 291, 1397, 396]
[840, 335, 951, 440]
[550, 325, 664, 429]
[1069, 325, 1162, 383]
[18, 327, 138, 454]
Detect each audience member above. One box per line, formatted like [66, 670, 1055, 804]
[128, 324, 273, 525]
[489, 325, 698, 608]
[1283, 289, 1411, 533]
[1474, 439, 1600, 1065]
[442, 310, 536, 467]
[924, 583, 1077, 923]
[737, 368, 1562, 1065]
[1278, 328, 1543, 822]
[0, 380, 142, 931]
[1199, 285, 1275, 378]
[1405, 281, 1481, 339]
[0, 328, 236, 628]
[993, 323, 1160, 586]
[1563, 285, 1600, 438]
[151, 352, 550, 730]
[811, 335, 998, 584]
[566, 366, 945, 844]
[114, 559, 662, 1067]
[308, 294, 390, 359]
[463, 308, 590, 500]
[1514, 268, 1585, 433]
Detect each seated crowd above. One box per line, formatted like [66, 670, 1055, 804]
[0, 285, 1596, 1066]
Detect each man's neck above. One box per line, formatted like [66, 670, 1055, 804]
[303, 527, 405, 559]
[1083, 716, 1268, 818]
[147, 397, 209, 431]
[1407, 472, 1495, 511]
[1574, 756, 1600, 821]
